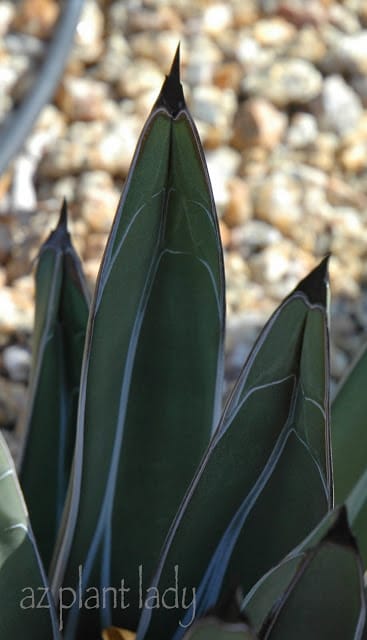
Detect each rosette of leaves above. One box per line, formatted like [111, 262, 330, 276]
[0, 47, 367, 640]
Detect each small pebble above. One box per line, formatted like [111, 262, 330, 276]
[2, 345, 31, 383]
[2, 0, 367, 461]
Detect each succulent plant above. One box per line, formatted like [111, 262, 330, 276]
[1, 48, 367, 640]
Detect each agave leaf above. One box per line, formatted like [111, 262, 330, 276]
[332, 344, 367, 504]
[260, 508, 365, 640]
[345, 465, 367, 565]
[138, 259, 332, 640]
[0, 432, 60, 637]
[242, 508, 342, 632]
[51, 48, 225, 638]
[19, 200, 90, 569]
[332, 343, 367, 564]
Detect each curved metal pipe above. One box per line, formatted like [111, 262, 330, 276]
[0, 0, 85, 176]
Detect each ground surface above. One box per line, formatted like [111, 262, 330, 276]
[1, 0, 367, 459]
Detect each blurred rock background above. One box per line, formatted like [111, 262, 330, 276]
[1, 0, 367, 457]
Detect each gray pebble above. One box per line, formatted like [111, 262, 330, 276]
[2, 345, 31, 383]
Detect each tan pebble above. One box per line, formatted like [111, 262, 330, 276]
[288, 225, 318, 253]
[306, 133, 337, 172]
[277, 0, 328, 27]
[129, 31, 183, 69]
[126, 6, 182, 32]
[326, 175, 367, 209]
[202, 3, 233, 35]
[80, 203, 116, 234]
[253, 17, 296, 47]
[223, 178, 252, 228]
[219, 220, 231, 249]
[55, 77, 110, 122]
[213, 62, 242, 91]
[83, 259, 101, 285]
[11, 0, 59, 38]
[243, 60, 322, 107]
[52, 176, 78, 203]
[12, 275, 34, 299]
[117, 58, 162, 99]
[38, 141, 86, 178]
[339, 143, 367, 172]
[232, 98, 287, 151]
[240, 146, 268, 169]
[330, 348, 349, 381]
[203, 126, 230, 149]
[225, 251, 250, 277]
[0, 171, 11, 200]
[0, 3, 15, 36]
[254, 175, 302, 233]
[0, 288, 33, 333]
[359, 3, 367, 26]
[72, 0, 104, 64]
[84, 233, 107, 262]
[288, 26, 327, 63]
[232, 0, 259, 27]
[249, 245, 291, 284]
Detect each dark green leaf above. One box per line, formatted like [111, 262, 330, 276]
[345, 466, 367, 565]
[242, 508, 342, 632]
[260, 509, 365, 640]
[51, 49, 225, 638]
[332, 343, 367, 564]
[138, 259, 332, 640]
[19, 201, 90, 569]
[332, 344, 367, 504]
[0, 432, 60, 637]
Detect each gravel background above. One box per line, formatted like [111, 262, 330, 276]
[1, 0, 367, 459]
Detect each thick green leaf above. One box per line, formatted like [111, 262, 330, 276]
[51, 49, 225, 638]
[0, 432, 60, 637]
[182, 617, 258, 640]
[242, 508, 342, 631]
[260, 509, 365, 640]
[19, 201, 90, 569]
[332, 343, 367, 564]
[138, 259, 332, 640]
[346, 466, 367, 564]
[332, 344, 367, 504]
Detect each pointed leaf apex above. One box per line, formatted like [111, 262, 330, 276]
[57, 198, 68, 231]
[42, 200, 71, 252]
[323, 505, 358, 550]
[154, 44, 186, 117]
[171, 42, 181, 79]
[295, 255, 329, 307]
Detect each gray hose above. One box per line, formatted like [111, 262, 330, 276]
[0, 0, 85, 176]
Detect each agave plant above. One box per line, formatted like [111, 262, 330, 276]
[1, 47, 367, 640]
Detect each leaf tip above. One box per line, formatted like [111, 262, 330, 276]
[42, 199, 71, 252]
[58, 197, 68, 231]
[324, 505, 358, 551]
[296, 255, 330, 307]
[154, 43, 186, 117]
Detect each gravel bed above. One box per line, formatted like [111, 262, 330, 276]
[1, 0, 367, 457]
